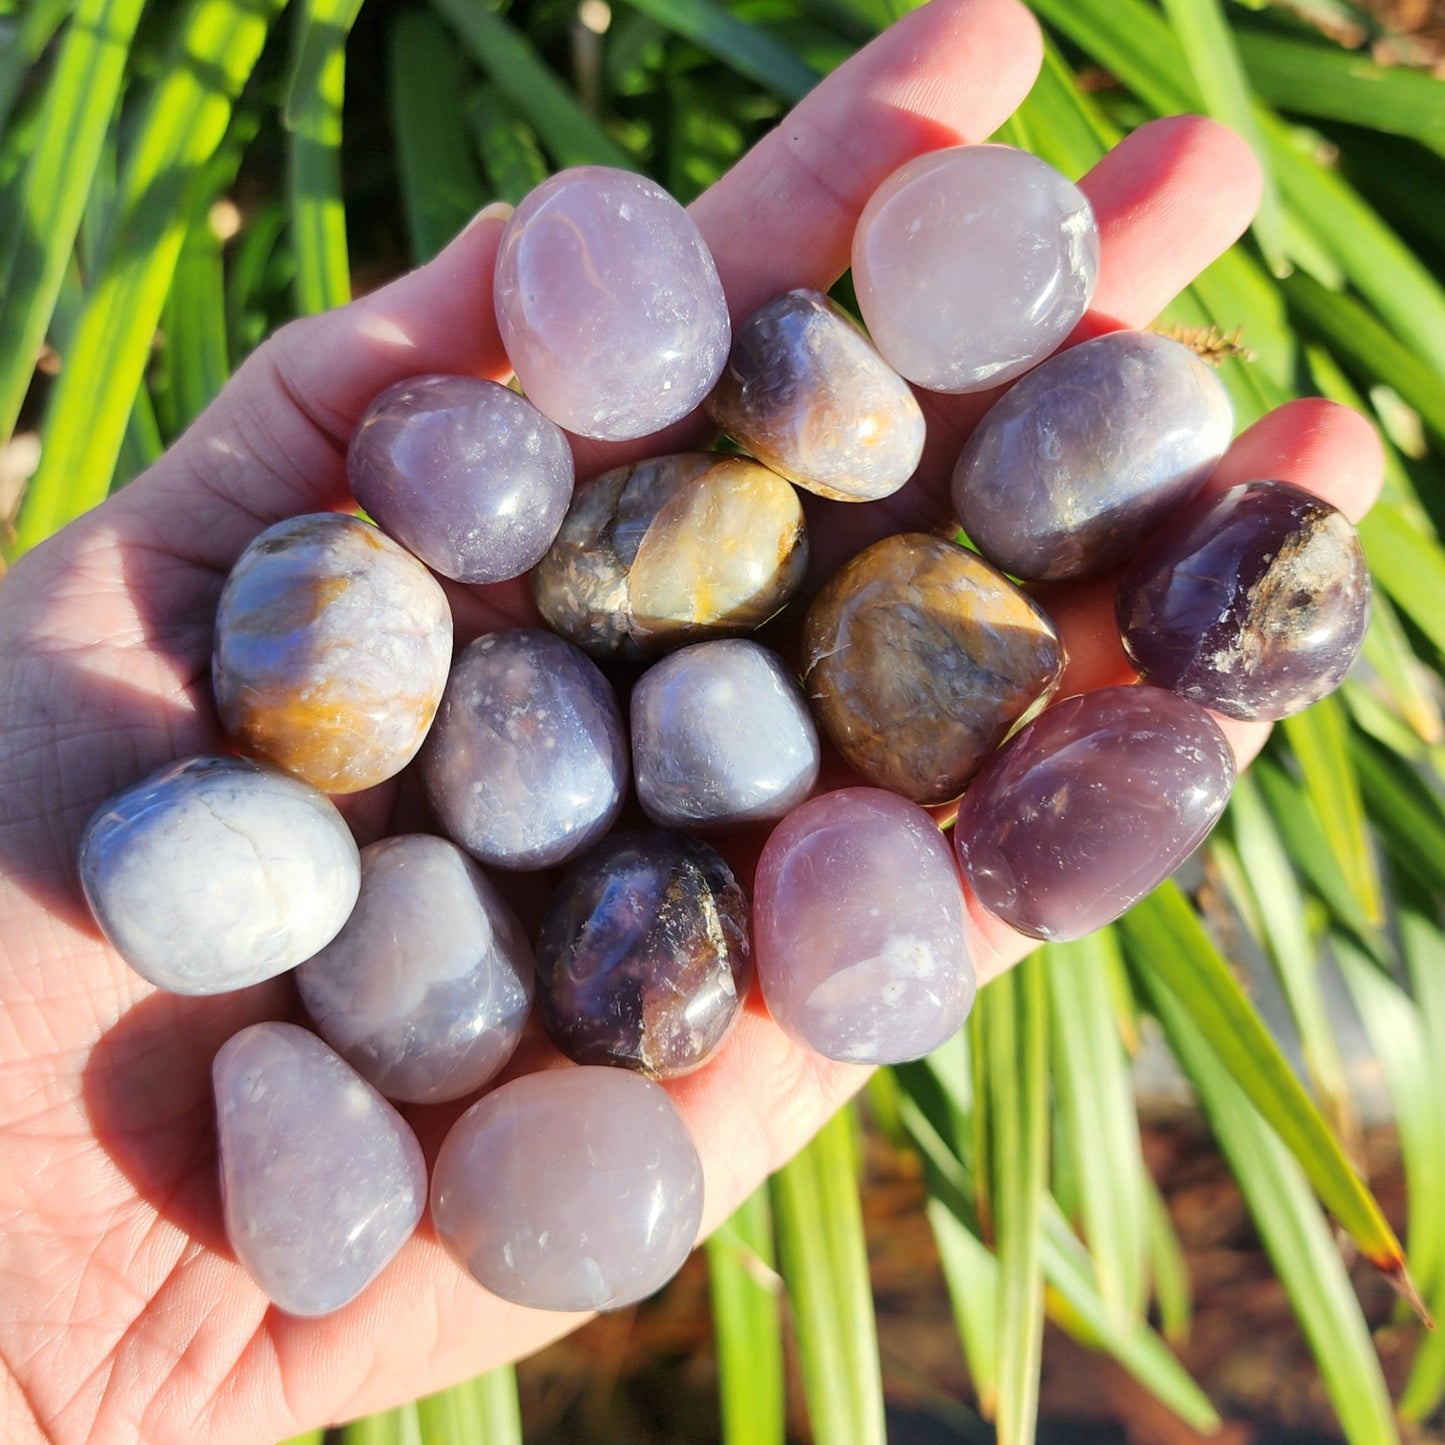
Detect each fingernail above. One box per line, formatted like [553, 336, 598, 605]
[467, 200, 514, 232]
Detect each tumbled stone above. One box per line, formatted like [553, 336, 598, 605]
[348, 374, 574, 584]
[955, 685, 1236, 941]
[535, 832, 750, 1077]
[420, 629, 627, 870]
[531, 453, 808, 659]
[212, 513, 452, 793]
[295, 835, 533, 1103]
[1117, 480, 1371, 721]
[432, 1066, 703, 1311]
[80, 756, 359, 996]
[631, 639, 819, 829]
[704, 289, 925, 502]
[494, 166, 730, 440]
[852, 145, 1099, 394]
[801, 533, 1064, 804]
[755, 789, 975, 1064]
[215, 1022, 426, 1317]
[952, 330, 1234, 582]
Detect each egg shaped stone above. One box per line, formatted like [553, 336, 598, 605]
[531, 453, 808, 659]
[348, 374, 574, 584]
[295, 835, 534, 1103]
[852, 145, 1099, 394]
[1117, 480, 1370, 720]
[952, 330, 1234, 582]
[79, 755, 360, 996]
[494, 166, 730, 440]
[705, 289, 925, 502]
[801, 533, 1064, 804]
[212, 513, 453, 793]
[432, 1066, 704, 1312]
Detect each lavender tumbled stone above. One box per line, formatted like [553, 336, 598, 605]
[80, 756, 359, 995]
[852, 145, 1099, 394]
[432, 1066, 704, 1312]
[215, 1022, 426, 1317]
[495, 167, 730, 440]
[955, 686, 1236, 941]
[632, 640, 819, 829]
[348, 375, 574, 584]
[296, 835, 533, 1103]
[755, 789, 975, 1064]
[420, 629, 628, 870]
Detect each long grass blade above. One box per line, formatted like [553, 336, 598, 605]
[0, 0, 72, 141]
[415, 1365, 522, 1443]
[1358, 501, 1445, 660]
[467, 85, 549, 207]
[1142, 1175, 1192, 1346]
[926, 1195, 999, 1419]
[340, 1401, 421, 1445]
[1353, 735, 1445, 899]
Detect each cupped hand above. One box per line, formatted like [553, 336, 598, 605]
[0, 1, 1384, 1440]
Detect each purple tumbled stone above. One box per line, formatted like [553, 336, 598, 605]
[952, 331, 1234, 582]
[1117, 480, 1371, 721]
[432, 1066, 704, 1312]
[347, 375, 574, 584]
[535, 832, 751, 1077]
[755, 789, 975, 1064]
[955, 686, 1236, 941]
[495, 166, 730, 440]
[420, 629, 628, 870]
[295, 835, 534, 1104]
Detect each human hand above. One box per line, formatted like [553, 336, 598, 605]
[0, 0, 1384, 1440]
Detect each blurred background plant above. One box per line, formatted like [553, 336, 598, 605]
[3, 0, 1444, 1440]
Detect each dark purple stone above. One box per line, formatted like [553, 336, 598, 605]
[1117, 479, 1370, 721]
[954, 685, 1235, 941]
[535, 832, 751, 1077]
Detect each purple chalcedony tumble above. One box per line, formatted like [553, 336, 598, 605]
[494, 166, 730, 440]
[347, 375, 574, 584]
[755, 789, 975, 1064]
[535, 832, 751, 1077]
[954, 686, 1236, 941]
[431, 1066, 704, 1312]
[1117, 479, 1371, 721]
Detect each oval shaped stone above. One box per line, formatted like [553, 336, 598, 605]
[295, 835, 534, 1103]
[704, 289, 925, 502]
[952, 330, 1234, 582]
[535, 832, 751, 1077]
[80, 756, 359, 995]
[432, 1066, 703, 1311]
[954, 685, 1236, 941]
[801, 533, 1064, 804]
[852, 145, 1099, 394]
[632, 639, 819, 829]
[420, 629, 627, 870]
[215, 1022, 426, 1316]
[348, 374, 574, 584]
[494, 166, 730, 440]
[531, 453, 808, 659]
[755, 789, 975, 1064]
[1117, 479, 1371, 721]
[212, 513, 453, 793]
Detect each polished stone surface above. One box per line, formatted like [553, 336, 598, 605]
[495, 166, 730, 440]
[420, 629, 627, 870]
[215, 1022, 426, 1317]
[952, 331, 1234, 582]
[531, 453, 808, 659]
[1118, 480, 1371, 720]
[348, 374, 574, 584]
[535, 832, 751, 1077]
[852, 145, 1098, 394]
[801, 533, 1064, 804]
[432, 1066, 703, 1311]
[705, 289, 925, 502]
[755, 789, 975, 1064]
[955, 685, 1236, 941]
[80, 756, 360, 995]
[212, 513, 453, 793]
[631, 640, 819, 829]
[296, 835, 534, 1103]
